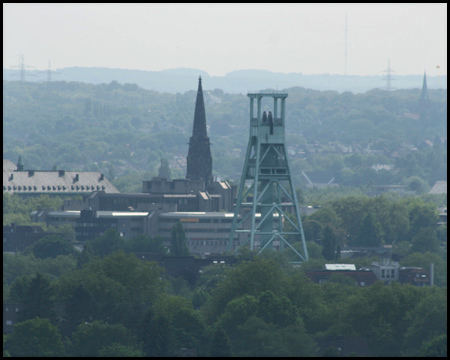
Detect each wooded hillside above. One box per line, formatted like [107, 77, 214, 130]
[3, 80, 447, 193]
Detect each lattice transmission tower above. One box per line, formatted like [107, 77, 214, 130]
[227, 92, 308, 262]
[383, 59, 396, 91]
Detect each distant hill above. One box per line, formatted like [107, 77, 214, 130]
[2, 66, 447, 94]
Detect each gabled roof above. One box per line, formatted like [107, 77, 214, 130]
[3, 170, 119, 195]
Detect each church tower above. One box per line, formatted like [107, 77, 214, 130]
[186, 76, 213, 186]
[418, 71, 431, 121]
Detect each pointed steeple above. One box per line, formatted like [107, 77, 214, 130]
[192, 76, 207, 138]
[418, 71, 431, 122]
[419, 71, 430, 103]
[186, 77, 213, 186]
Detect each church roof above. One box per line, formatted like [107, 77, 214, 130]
[3, 169, 119, 195]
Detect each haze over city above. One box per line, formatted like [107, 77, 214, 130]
[3, 3, 447, 77]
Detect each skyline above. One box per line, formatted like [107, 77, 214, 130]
[3, 4, 447, 77]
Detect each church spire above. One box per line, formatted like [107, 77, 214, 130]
[418, 71, 431, 122]
[186, 77, 213, 186]
[192, 76, 207, 138]
[419, 71, 430, 103]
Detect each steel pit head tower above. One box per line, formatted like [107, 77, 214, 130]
[228, 92, 308, 262]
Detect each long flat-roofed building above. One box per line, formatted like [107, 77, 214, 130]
[33, 208, 249, 255]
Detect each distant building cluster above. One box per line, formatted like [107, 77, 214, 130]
[3, 77, 242, 255]
[3, 75, 445, 270]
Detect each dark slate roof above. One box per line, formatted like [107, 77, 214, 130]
[305, 269, 378, 286]
[3, 170, 119, 195]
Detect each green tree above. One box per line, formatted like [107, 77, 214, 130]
[6, 317, 65, 357]
[218, 294, 258, 333]
[357, 213, 384, 247]
[125, 234, 167, 253]
[62, 284, 98, 336]
[210, 325, 232, 357]
[407, 200, 439, 240]
[171, 308, 207, 355]
[402, 288, 447, 356]
[27, 235, 77, 259]
[417, 333, 447, 357]
[256, 290, 299, 328]
[87, 228, 126, 257]
[170, 222, 189, 256]
[411, 227, 440, 254]
[77, 241, 93, 269]
[17, 272, 56, 323]
[56, 251, 164, 329]
[231, 315, 317, 357]
[321, 225, 336, 260]
[206, 258, 285, 323]
[98, 342, 143, 357]
[71, 320, 137, 357]
[3, 334, 10, 357]
[140, 308, 174, 357]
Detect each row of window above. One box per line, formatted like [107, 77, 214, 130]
[4, 185, 105, 191]
[381, 269, 396, 278]
[159, 227, 231, 233]
[188, 240, 241, 247]
[77, 222, 117, 228]
[160, 218, 234, 224]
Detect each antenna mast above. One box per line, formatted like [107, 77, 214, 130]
[383, 59, 396, 91]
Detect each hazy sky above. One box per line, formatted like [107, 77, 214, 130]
[3, 3, 447, 77]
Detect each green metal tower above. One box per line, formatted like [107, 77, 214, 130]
[227, 92, 308, 262]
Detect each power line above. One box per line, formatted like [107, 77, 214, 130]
[382, 59, 396, 92]
[9, 53, 35, 83]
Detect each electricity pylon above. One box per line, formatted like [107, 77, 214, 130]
[227, 92, 308, 262]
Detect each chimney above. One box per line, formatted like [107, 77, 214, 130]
[28, 170, 35, 177]
[99, 174, 104, 181]
[59, 170, 65, 177]
[9, 174, 13, 180]
[74, 174, 79, 182]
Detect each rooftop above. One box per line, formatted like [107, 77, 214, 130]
[3, 169, 119, 195]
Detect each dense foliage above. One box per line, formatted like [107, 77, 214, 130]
[3, 250, 447, 357]
[3, 80, 446, 192]
[3, 191, 447, 356]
